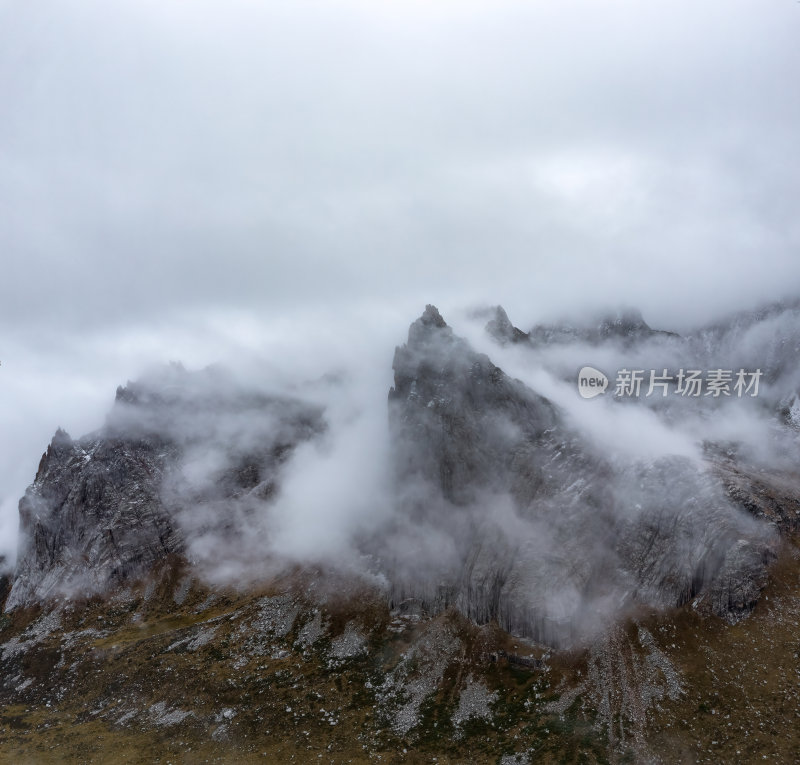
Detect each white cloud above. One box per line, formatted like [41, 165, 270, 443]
[0, 0, 798, 563]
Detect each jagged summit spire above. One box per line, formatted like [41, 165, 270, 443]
[485, 306, 530, 346]
[51, 427, 72, 446]
[407, 304, 450, 346]
[419, 304, 446, 327]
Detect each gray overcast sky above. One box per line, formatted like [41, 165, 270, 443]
[1, 0, 799, 559]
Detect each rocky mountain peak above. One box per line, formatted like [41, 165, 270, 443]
[2, 303, 792, 650]
[526, 306, 678, 347]
[6, 366, 325, 611]
[1, 300, 799, 762]
[485, 306, 530, 346]
[406, 303, 450, 345]
[51, 427, 73, 446]
[385, 305, 779, 644]
[597, 307, 649, 335]
[34, 427, 74, 483]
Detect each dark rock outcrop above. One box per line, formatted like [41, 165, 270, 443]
[8, 426, 182, 610]
[0, 556, 11, 611]
[6, 366, 325, 610]
[528, 308, 678, 347]
[386, 306, 777, 645]
[712, 456, 800, 536]
[389, 304, 562, 506]
[3, 305, 787, 650]
[485, 306, 530, 346]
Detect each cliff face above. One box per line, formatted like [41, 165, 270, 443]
[6, 366, 325, 610]
[2, 303, 799, 763]
[389, 305, 561, 507]
[1, 305, 791, 650]
[8, 427, 181, 610]
[386, 306, 777, 645]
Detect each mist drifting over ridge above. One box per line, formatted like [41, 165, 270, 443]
[3, 0, 800, 566]
[1, 0, 799, 635]
[7, 298, 799, 650]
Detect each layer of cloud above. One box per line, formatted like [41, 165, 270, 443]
[1, 0, 799, 562]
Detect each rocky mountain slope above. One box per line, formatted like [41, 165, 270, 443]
[7, 364, 324, 612]
[384, 306, 777, 645]
[1, 302, 799, 763]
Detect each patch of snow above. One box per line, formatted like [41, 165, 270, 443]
[148, 701, 192, 727]
[452, 675, 498, 728]
[377, 620, 461, 736]
[173, 576, 193, 606]
[295, 610, 325, 648]
[329, 621, 367, 660]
